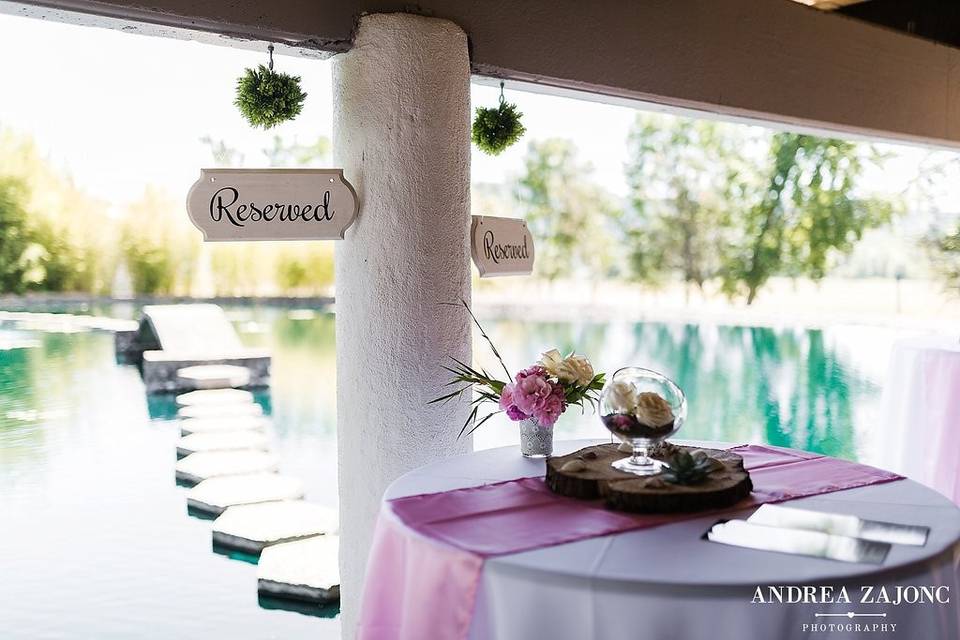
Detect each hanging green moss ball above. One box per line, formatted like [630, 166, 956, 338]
[234, 64, 307, 129]
[471, 99, 526, 156]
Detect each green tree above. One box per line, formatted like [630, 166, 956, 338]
[199, 136, 245, 166]
[274, 243, 335, 294]
[514, 139, 618, 281]
[925, 226, 960, 296]
[623, 114, 748, 290]
[263, 135, 331, 167]
[0, 178, 43, 293]
[721, 133, 892, 304]
[0, 129, 113, 293]
[200, 134, 331, 168]
[119, 186, 199, 295]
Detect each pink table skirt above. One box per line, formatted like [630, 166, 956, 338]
[358, 444, 903, 640]
[878, 336, 960, 504]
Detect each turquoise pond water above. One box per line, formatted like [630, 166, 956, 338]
[0, 303, 903, 638]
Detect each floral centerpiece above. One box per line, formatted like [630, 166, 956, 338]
[430, 302, 604, 457]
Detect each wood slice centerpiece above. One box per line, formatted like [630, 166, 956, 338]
[546, 443, 752, 513]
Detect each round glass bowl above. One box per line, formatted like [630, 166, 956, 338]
[599, 367, 687, 475]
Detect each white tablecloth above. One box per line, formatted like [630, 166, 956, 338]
[878, 336, 960, 504]
[384, 440, 960, 640]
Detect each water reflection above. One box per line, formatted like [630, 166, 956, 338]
[476, 319, 883, 461]
[639, 323, 867, 459]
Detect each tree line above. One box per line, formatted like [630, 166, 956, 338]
[2, 113, 960, 301]
[511, 114, 904, 304]
[0, 131, 335, 296]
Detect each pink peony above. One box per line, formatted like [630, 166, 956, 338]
[505, 404, 529, 421]
[512, 373, 553, 415]
[606, 413, 634, 433]
[516, 365, 546, 380]
[500, 368, 567, 427]
[499, 383, 529, 421]
[532, 383, 566, 427]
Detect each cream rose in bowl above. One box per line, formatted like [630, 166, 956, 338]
[599, 367, 687, 476]
[604, 380, 639, 415]
[634, 391, 675, 428]
[540, 349, 595, 386]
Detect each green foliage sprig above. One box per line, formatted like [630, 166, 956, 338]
[428, 300, 511, 440]
[235, 47, 307, 129]
[428, 299, 604, 440]
[472, 82, 526, 155]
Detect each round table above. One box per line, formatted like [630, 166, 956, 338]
[878, 335, 960, 504]
[383, 440, 960, 640]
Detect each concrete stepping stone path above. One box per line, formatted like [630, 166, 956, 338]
[176, 388, 254, 407]
[177, 364, 251, 390]
[257, 535, 340, 604]
[180, 416, 270, 436]
[178, 402, 263, 420]
[212, 501, 338, 554]
[175, 450, 280, 485]
[187, 473, 305, 516]
[176, 430, 270, 458]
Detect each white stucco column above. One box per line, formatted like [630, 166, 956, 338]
[332, 12, 473, 636]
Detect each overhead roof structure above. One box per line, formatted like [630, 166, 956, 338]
[5, 0, 960, 148]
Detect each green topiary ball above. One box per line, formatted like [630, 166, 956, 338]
[235, 64, 307, 129]
[472, 96, 526, 156]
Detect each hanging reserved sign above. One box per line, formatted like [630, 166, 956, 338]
[186, 168, 359, 241]
[470, 215, 535, 277]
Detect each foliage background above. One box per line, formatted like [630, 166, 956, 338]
[2, 110, 960, 302]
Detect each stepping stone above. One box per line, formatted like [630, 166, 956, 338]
[212, 501, 338, 554]
[177, 364, 251, 390]
[0, 337, 40, 350]
[176, 388, 254, 407]
[180, 415, 270, 436]
[177, 402, 263, 420]
[175, 450, 280, 485]
[176, 430, 270, 457]
[257, 535, 340, 604]
[257, 595, 340, 619]
[187, 473, 305, 516]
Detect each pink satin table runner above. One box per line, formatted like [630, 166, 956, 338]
[358, 444, 903, 640]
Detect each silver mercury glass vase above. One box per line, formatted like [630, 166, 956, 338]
[519, 418, 553, 458]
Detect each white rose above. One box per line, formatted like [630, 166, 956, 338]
[605, 380, 638, 414]
[633, 391, 675, 427]
[540, 349, 595, 386]
[540, 349, 565, 377]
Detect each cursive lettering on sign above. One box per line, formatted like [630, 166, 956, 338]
[483, 230, 530, 264]
[209, 187, 335, 228]
[469, 215, 535, 277]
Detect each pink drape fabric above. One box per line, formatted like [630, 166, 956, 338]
[357, 445, 902, 640]
[878, 337, 960, 504]
[357, 515, 484, 640]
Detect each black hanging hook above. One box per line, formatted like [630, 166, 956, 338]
[499, 81, 505, 104]
[268, 44, 275, 71]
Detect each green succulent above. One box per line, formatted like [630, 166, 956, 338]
[235, 64, 307, 129]
[663, 450, 722, 485]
